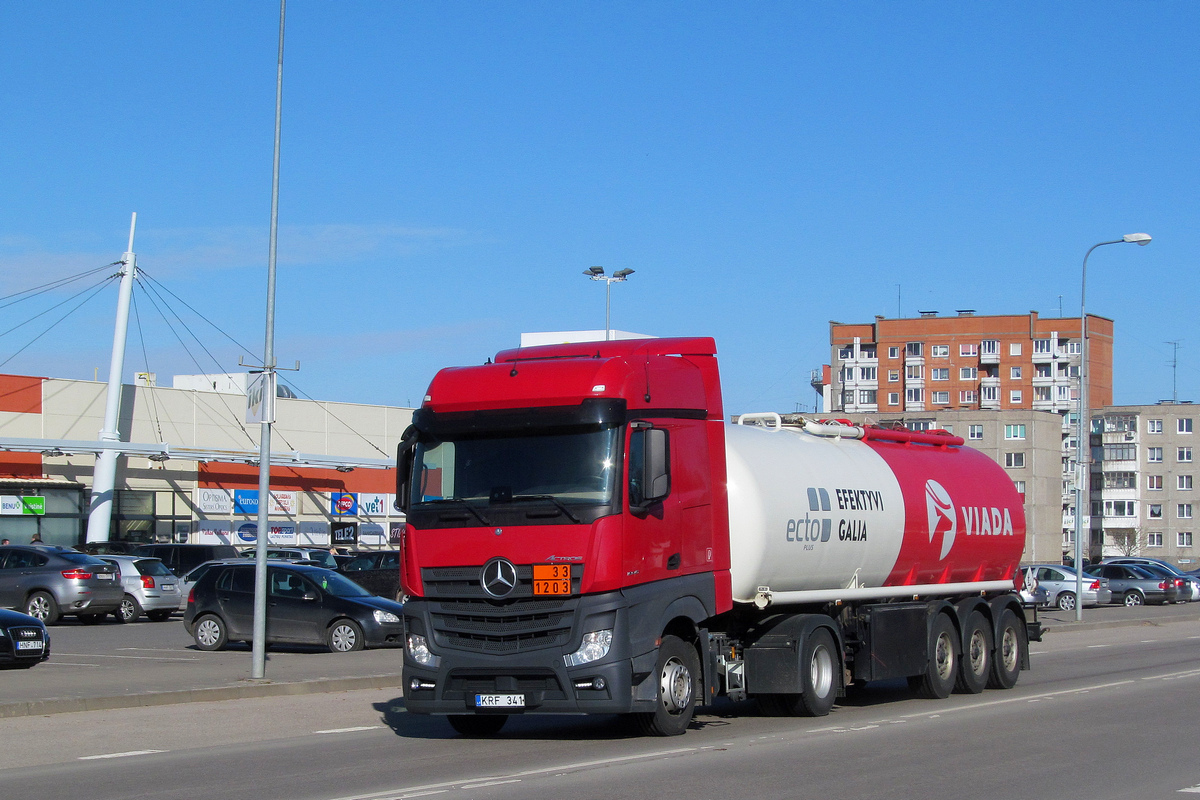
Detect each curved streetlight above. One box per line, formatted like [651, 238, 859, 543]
[1073, 233, 1151, 621]
[583, 266, 635, 341]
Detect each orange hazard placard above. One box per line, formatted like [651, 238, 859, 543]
[532, 564, 572, 596]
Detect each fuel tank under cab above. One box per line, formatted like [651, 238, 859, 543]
[725, 420, 1026, 605]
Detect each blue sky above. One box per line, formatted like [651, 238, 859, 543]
[1, 2, 1196, 416]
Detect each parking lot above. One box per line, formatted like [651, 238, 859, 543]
[0, 613, 406, 717]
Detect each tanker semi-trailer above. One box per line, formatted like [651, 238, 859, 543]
[395, 337, 1040, 736]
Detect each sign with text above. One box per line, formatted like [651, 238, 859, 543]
[0, 495, 45, 515]
[195, 488, 232, 515]
[267, 525, 297, 546]
[246, 371, 276, 424]
[330, 492, 358, 516]
[196, 520, 233, 545]
[233, 490, 297, 516]
[389, 521, 404, 545]
[359, 523, 386, 546]
[358, 493, 389, 517]
[298, 521, 330, 547]
[331, 521, 358, 546]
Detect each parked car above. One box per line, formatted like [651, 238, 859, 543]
[0, 607, 50, 668]
[337, 550, 403, 601]
[1024, 564, 1112, 611]
[1100, 557, 1200, 602]
[176, 557, 298, 611]
[238, 548, 338, 569]
[0, 545, 123, 624]
[184, 562, 404, 653]
[1018, 567, 1049, 607]
[1122, 563, 1193, 603]
[133, 544, 240, 578]
[96, 556, 181, 622]
[1085, 563, 1180, 606]
[80, 541, 141, 556]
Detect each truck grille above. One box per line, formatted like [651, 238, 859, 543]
[421, 565, 583, 654]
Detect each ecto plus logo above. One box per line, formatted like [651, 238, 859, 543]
[786, 488, 832, 550]
[924, 479, 1016, 561]
[925, 480, 957, 560]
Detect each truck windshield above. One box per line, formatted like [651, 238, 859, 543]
[412, 426, 620, 510]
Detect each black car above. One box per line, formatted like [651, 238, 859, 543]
[184, 562, 404, 653]
[0, 607, 50, 668]
[133, 544, 240, 577]
[338, 550, 404, 601]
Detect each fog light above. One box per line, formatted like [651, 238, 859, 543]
[409, 677, 436, 692]
[573, 677, 607, 691]
[406, 633, 441, 668]
[564, 629, 613, 667]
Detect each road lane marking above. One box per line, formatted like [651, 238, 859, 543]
[1179, 785, 1200, 793]
[899, 679, 1136, 718]
[55, 653, 199, 662]
[79, 750, 166, 760]
[42, 662, 103, 667]
[315, 726, 384, 734]
[325, 747, 699, 800]
[461, 780, 521, 789]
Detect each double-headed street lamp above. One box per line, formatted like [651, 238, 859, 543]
[583, 266, 635, 341]
[1073, 232, 1151, 621]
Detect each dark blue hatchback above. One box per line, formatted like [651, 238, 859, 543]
[184, 562, 404, 653]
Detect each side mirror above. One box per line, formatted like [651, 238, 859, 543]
[629, 425, 670, 509]
[395, 425, 418, 513]
[302, 590, 319, 602]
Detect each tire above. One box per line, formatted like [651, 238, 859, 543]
[1124, 591, 1145, 607]
[24, 591, 60, 625]
[955, 611, 992, 694]
[987, 608, 1024, 690]
[327, 619, 365, 653]
[634, 635, 700, 736]
[1056, 592, 1076, 611]
[757, 628, 839, 717]
[908, 613, 957, 700]
[116, 594, 143, 623]
[78, 613, 107, 625]
[448, 715, 508, 737]
[193, 614, 228, 651]
[146, 610, 173, 622]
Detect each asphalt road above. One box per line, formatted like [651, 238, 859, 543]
[1, 612, 1199, 800]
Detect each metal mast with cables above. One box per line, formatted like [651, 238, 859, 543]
[85, 213, 138, 544]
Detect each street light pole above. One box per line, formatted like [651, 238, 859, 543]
[583, 266, 635, 340]
[1073, 232, 1151, 622]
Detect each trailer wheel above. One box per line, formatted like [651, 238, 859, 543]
[634, 635, 699, 736]
[986, 608, 1023, 690]
[908, 613, 957, 699]
[954, 611, 992, 694]
[447, 715, 508, 737]
[756, 628, 838, 717]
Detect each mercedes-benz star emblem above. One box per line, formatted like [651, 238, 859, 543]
[481, 557, 518, 598]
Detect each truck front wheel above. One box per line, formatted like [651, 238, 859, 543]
[635, 635, 699, 736]
[908, 613, 957, 699]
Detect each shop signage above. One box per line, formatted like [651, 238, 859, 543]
[331, 521, 358, 545]
[359, 523, 386, 545]
[0, 495, 44, 515]
[196, 520, 232, 545]
[232, 490, 297, 516]
[330, 492, 358, 516]
[298, 521, 330, 547]
[196, 488, 232, 515]
[359, 493, 388, 516]
[389, 521, 405, 545]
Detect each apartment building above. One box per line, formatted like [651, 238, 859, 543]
[813, 409, 1062, 565]
[819, 311, 1116, 560]
[826, 311, 1111, 416]
[1092, 402, 1198, 567]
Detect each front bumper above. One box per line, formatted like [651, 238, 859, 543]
[402, 591, 646, 716]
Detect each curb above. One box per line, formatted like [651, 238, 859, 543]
[0, 673, 405, 720]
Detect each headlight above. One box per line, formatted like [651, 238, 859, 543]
[373, 609, 400, 624]
[406, 633, 441, 668]
[564, 629, 613, 667]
